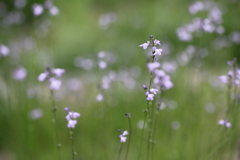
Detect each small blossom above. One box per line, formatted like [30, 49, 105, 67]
[153, 48, 162, 56]
[142, 85, 147, 90]
[67, 120, 77, 128]
[219, 75, 228, 84]
[32, 4, 44, 16]
[52, 68, 65, 77]
[147, 62, 161, 72]
[154, 39, 161, 45]
[64, 107, 70, 113]
[119, 130, 128, 143]
[0, 44, 10, 57]
[13, 66, 27, 81]
[49, 78, 62, 90]
[146, 93, 154, 101]
[218, 119, 231, 128]
[38, 72, 49, 82]
[139, 41, 150, 50]
[150, 88, 158, 95]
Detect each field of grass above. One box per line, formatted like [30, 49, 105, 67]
[0, 0, 240, 160]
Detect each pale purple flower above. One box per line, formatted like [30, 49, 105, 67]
[139, 41, 150, 49]
[96, 93, 104, 102]
[150, 88, 158, 95]
[38, 72, 49, 82]
[147, 62, 161, 72]
[32, 4, 44, 16]
[13, 66, 27, 81]
[219, 75, 228, 84]
[49, 6, 59, 16]
[67, 119, 77, 128]
[153, 71, 173, 90]
[49, 78, 61, 90]
[0, 44, 10, 57]
[146, 92, 154, 101]
[218, 119, 231, 128]
[154, 40, 161, 45]
[119, 130, 128, 143]
[52, 68, 65, 77]
[65, 110, 81, 129]
[64, 107, 70, 112]
[153, 48, 162, 56]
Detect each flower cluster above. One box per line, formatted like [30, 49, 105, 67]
[218, 119, 231, 128]
[38, 67, 65, 90]
[139, 38, 162, 56]
[177, 1, 225, 42]
[145, 88, 158, 101]
[219, 59, 240, 86]
[119, 130, 128, 143]
[32, 1, 60, 17]
[65, 107, 81, 129]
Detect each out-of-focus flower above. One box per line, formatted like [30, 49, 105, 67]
[32, 4, 44, 16]
[38, 72, 49, 82]
[154, 48, 162, 56]
[146, 91, 154, 101]
[147, 62, 160, 72]
[119, 130, 128, 143]
[52, 68, 65, 77]
[49, 78, 61, 90]
[150, 88, 158, 95]
[96, 93, 104, 102]
[218, 119, 231, 128]
[12, 66, 27, 81]
[153, 70, 173, 90]
[219, 75, 229, 84]
[98, 12, 117, 30]
[65, 110, 81, 129]
[29, 108, 43, 120]
[49, 6, 59, 16]
[139, 41, 150, 49]
[0, 44, 10, 57]
[154, 39, 161, 45]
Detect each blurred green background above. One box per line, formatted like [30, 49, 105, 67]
[0, 0, 240, 160]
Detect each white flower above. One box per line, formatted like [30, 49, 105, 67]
[119, 130, 128, 143]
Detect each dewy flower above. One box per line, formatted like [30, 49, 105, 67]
[218, 119, 231, 128]
[139, 41, 150, 50]
[119, 130, 128, 143]
[65, 109, 81, 129]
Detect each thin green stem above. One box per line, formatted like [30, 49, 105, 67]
[118, 143, 123, 160]
[50, 90, 61, 160]
[138, 111, 147, 160]
[70, 129, 75, 160]
[125, 117, 132, 160]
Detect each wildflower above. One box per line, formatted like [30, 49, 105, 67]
[154, 70, 173, 90]
[38, 72, 49, 82]
[119, 130, 128, 143]
[146, 91, 154, 101]
[49, 78, 61, 90]
[139, 41, 150, 50]
[147, 62, 160, 72]
[52, 68, 65, 77]
[219, 75, 229, 84]
[32, 4, 44, 16]
[65, 110, 81, 129]
[0, 44, 10, 57]
[150, 88, 158, 95]
[154, 39, 161, 45]
[218, 119, 231, 128]
[13, 66, 27, 81]
[153, 48, 163, 56]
